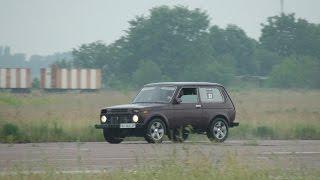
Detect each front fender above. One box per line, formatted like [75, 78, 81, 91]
[143, 112, 170, 130]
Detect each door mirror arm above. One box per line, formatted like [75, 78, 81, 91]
[174, 97, 182, 104]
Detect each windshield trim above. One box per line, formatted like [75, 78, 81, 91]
[132, 85, 177, 104]
[132, 101, 167, 104]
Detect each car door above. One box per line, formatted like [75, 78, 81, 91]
[170, 87, 203, 128]
[198, 86, 226, 128]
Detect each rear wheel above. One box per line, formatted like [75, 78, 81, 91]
[144, 119, 166, 143]
[103, 129, 124, 144]
[207, 118, 229, 143]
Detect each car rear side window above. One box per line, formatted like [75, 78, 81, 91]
[199, 87, 224, 103]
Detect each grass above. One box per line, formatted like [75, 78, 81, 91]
[0, 89, 320, 143]
[230, 89, 320, 140]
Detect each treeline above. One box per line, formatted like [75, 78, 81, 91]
[0, 46, 72, 78]
[3, 5, 318, 89]
[64, 6, 319, 89]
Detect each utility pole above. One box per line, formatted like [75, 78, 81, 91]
[280, 0, 284, 15]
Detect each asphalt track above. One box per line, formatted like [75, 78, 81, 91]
[0, 140, 319, 173]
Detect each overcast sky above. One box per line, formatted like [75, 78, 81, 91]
[1, 0, 319, 57]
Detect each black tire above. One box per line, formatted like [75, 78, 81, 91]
[103, 129, 124, 144]
[172, 128, 189, 143]
[207, 118, 229, 143]
[144, 118, 166, 143]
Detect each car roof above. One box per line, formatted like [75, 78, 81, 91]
[144, 82, 223, 87]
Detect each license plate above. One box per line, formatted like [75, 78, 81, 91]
[120, 123, 136, 128]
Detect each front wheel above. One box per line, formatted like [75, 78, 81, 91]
[144, 119, 166, 143]
[103, 129, 124, 144]
[207, 118, 229, 143]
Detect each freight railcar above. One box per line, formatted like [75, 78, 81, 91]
[0, 68, 32, 92]
[40, 67, 101, 92]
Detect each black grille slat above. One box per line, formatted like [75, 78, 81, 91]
[107, 114, 131, 125]
[110, 109, 129, 113]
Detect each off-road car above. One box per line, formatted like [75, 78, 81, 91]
[95, 82, 238, 144]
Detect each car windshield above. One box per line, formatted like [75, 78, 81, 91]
[133, 86, 176, 103]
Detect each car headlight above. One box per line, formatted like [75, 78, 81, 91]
[132, 115, 139, 123]
[100, 115, 107, 123]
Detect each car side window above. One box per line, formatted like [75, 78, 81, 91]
[199, 87, 224, 103]
[178, 88, 198, 103]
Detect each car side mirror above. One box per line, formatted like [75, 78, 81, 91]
[175, 97, 182, 104]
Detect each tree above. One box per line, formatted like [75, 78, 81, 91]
[70, 7, 320, 89]
[268, 56, 320, 88]
[121, 5, 211, 78]
[72, 41, 109, 68]
[181, 55, 235, 85]
[208, 25, 258, 75]
[53, 59, 72, 68]
[32, 78, 40, 89]
[205, 61, 235, 85]
[72, 41, 127, 87]
[0, 46, 27, 67]
[132, 60, 162, 87]
[253, 48, 281, 76]
[260, 13, 320, 58]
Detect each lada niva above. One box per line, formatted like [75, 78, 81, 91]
[95, 82, 239, 143]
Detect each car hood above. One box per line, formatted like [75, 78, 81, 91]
[105, 103, 167, 110]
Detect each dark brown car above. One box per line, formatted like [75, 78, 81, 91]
[95, 82, 239, 144]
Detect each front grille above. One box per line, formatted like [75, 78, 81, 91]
[107, 114, 132, 125]
[110, 109, 129, 113]
[101, 109, 107, 114]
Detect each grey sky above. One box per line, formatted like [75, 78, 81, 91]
[1, 0, 319, 57]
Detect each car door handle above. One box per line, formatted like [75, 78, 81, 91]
[195, 104, 202, 108]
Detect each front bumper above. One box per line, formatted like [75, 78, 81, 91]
[95, 123, 144, 129]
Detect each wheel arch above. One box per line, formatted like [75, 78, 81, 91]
[210, 114, 230, 127]
[145, 114, 169, 134]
